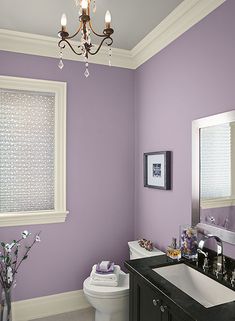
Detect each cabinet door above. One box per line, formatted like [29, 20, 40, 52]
[167, 312, 184, 321]
[129, 274, 192, 321]
[169, 315, 183, 321]
[164, 305, 191, 321]
[139, 279, 162, 321]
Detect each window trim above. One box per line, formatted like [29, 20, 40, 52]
[201, 197, 235, 209]
[0, 76, 68, 226]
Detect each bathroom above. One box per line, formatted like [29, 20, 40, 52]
[0, 0, 235, 320]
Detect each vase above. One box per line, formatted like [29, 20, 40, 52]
[180, 225, 198, 259]
[0, 288, 12, 321]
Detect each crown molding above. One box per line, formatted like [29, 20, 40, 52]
[131, 0, 225, 68]
[0, 0, 225, 70]
[0, 29, 135, 69]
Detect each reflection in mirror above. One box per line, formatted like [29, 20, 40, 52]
[200, 122, 235, 232]
[192, 111, 235, 244]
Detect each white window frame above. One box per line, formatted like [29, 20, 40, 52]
[0, 76, 68, 226]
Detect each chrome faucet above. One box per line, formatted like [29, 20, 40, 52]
[206, 215, 215, 224]
[198, 235, 224, 278]
[197, 248, 209, 271]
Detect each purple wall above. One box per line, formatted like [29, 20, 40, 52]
[1, 0, 235, 302]
[134, 0, 235, 258]
[0, 51, 135, 301]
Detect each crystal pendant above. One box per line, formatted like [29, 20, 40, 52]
[93, 0, 97, 13]
[84, 68, 90, 78]
[58, 59, 64, 70]
[108, 47, 112, 67]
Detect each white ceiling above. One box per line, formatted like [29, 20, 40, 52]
[0, 0, 183, 50]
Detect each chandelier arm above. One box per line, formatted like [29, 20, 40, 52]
[58, 39, 83, 56]
[88, 20, 107, 38]
[66, 21, 83, 40]
[106, 38, 113, 47]
[88, 37, 113, 56]
[58, 41, 66, 50]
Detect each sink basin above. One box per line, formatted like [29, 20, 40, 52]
[153, 263, 235, 308]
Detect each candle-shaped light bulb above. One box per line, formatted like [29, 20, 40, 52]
[61, 13, 67, 27]
[105, 10, 112, 26]
[105, 10, 112, 29]
[81, 0, 88, 9]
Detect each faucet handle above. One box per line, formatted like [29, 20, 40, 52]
[203, 257, 209, 272]
[197, 248, 208, 257]
[231, 271, 235, 287]
[215, 262, 222, 279]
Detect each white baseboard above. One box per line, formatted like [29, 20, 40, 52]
[12, 290, 91, 321]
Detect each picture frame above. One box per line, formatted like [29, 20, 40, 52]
[144, 151, 171, 190]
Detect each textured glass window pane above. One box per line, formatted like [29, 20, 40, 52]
[0, 89, 55, 212]
[200, 123, 231, 199]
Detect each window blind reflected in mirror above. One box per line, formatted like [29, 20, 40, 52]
[200, 123, 231, 200]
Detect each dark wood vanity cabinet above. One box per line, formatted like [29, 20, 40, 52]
[126, 256, 235, 321]
[129, 273, 190, 321]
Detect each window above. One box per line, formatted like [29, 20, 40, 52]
[0, 76, 68, 226]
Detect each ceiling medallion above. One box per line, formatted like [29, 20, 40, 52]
[58, 0, 114, 77]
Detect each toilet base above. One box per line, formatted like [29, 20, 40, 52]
[95, 309, 128, 321]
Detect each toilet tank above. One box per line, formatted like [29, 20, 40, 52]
[128, 240, 164, 260]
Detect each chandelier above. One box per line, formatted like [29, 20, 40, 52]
[58, 0, 114, 77]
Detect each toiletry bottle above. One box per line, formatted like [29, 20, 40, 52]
[167, 238, 181, 260]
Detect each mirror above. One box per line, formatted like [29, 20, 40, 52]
[192, 110, 235, 244]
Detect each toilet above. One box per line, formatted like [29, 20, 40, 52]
[83, 240, 164, 321]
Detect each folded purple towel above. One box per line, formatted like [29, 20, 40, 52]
[96, 262, 115, 274]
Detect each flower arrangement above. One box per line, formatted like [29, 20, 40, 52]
[0, 231, 41, 321]
[180, 226, 197, 259]
[0, 230, 40, 289]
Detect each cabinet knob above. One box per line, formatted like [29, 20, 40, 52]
[160, 305, 167, 313]
[152, 299, 160, 306]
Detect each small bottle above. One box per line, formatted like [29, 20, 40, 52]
[167, 237, 181, 260]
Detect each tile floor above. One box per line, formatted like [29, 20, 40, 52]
[31, 308, 95, 321]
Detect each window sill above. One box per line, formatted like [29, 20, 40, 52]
[201, 198, 235, 209]
[0, 210, 69, 227]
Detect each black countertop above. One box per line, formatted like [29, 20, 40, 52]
[125, 255, 235, 321]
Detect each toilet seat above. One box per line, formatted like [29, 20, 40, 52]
[83, 272, 129, 299]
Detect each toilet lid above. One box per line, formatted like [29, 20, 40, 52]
[83, 272, 129, 298]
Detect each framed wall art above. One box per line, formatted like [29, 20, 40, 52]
[144, 151, 171, 190]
